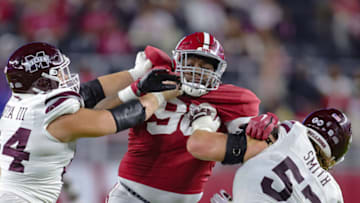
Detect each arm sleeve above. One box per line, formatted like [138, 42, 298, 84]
[109, 99, 145, 132]
[79, 79, 105, 108]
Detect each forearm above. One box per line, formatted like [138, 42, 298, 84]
[97, 92, 164, 120]
[187, 103, 222, 161]
[139, 93, 161, 120]
[187, 130, 227, 162]
[71, 110, 117, 139]
[95, 80, 138, 110]
[94, 94, 123, 110]
[48, 108, 117, 142]
[80, 71, 133, 109]
[243, 137, 268, 162]
[188, 130, 267, 163]
[97, 71, 133, 97]
[48, 99, 147, 142]
[95, 91, 161, 118]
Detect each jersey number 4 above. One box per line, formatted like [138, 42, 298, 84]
[1, 127, 30, 173]
[261, 156, 321, 203]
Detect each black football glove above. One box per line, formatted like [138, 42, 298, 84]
[136, 68, 180, 95]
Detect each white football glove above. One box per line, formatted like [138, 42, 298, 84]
[211, 190, 233, 203]
[190, 103, 221, 134]
[128, 51, 153, 81]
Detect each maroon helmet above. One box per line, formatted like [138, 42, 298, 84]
[172, 32, 227, 97]
[4, 42, 79, 94]
[303, 108, 352, 165]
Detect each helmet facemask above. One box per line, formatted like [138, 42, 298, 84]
[38, 54, 80, 93]
[174, 51, 226, 97]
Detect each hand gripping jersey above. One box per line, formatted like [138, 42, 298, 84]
[232, 121, 344, 203]
[118, 84, 260, 197]
[0, 88, 82, 202]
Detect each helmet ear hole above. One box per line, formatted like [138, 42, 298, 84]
[49, 69, 58, 76]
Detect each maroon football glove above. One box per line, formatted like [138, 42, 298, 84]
[246, 112, 279, 140]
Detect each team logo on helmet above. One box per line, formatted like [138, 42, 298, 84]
[23, 51, 51, 73]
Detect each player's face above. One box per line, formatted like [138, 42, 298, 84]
[183, 55, 215, 85]
[56, 67, 69, 82]
[54, 66, 78, 91]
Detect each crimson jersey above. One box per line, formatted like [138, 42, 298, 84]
[118, 84, 260, 194]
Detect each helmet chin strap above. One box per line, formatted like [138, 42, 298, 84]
[181, 82, 208, 97]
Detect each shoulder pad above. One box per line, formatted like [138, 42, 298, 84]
[43, 88, 83, 125]
[279, 120, 297, 133]
[198, 85, 260, 124]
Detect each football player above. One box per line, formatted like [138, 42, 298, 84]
[191, 108, 351, 203]
[0, 42, 180, 203]
[101, 32, 262, 203]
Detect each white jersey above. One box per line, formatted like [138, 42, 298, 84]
[233, 121, 343, 203]
[0, 88, 82, 203]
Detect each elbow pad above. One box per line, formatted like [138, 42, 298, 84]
[221, 131, 247, 165]
[109, 100, 145, 133]
[79, 79, 105, 108]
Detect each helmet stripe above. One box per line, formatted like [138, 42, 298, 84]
[203, 32, 210, 50]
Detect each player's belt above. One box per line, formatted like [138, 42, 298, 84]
[120, 181, 150, 203]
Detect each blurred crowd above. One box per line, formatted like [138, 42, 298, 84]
[0, 0, 360, 166]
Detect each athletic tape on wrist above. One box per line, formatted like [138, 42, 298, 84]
[128, 68, 142, 81]
[118, 86, 138, 102]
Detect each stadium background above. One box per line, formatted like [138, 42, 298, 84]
[0, 0, 359, 202]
